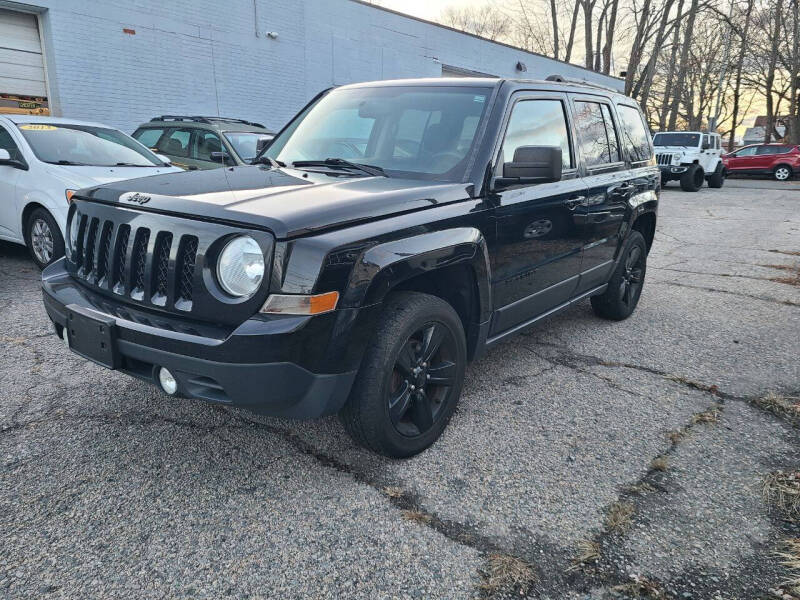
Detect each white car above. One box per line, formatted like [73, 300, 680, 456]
[653, 131, 726, 192]
[0, 115, 182, 268]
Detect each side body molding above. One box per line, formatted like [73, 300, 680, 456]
[340, 227, 493, 323]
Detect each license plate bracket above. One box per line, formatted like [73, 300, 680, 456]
[65, 305, 119, 369]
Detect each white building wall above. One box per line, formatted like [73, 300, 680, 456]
[3, 0, 623, 133]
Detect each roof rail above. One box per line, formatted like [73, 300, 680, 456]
[545, 74, 620, 94]
[149, 115, 266, 128]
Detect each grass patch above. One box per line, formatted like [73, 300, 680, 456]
[382, 486, 405, 499]
[776, 539, 800, 596]
[756, 392, 800, 421]
[763, 472, 800, 521]
[612, 577, 666, 598]
[651, 456, 669, 471]
[479, 553, 536, 596]
[691, 407, 721, 425]
[401, 509, 432, 525]
[605, 501, 635, 533]
[624, 482, 657, 495]
[567, 539, 600, 572]
[667, 429, 686, 444]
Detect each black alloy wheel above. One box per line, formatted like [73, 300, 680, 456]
[388, 321, 458, 437]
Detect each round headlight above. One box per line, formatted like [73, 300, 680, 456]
[216, 236, 265, 297]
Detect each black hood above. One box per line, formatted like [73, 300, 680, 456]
[78, 166, 472, 239]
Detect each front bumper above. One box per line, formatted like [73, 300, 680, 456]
[42, 260, 370, 419]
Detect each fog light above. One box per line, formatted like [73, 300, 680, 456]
[158, 368, 178, 395]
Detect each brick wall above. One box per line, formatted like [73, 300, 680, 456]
[21, 0, 622, 133]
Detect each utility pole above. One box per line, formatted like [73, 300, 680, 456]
[709, 0, 735, 132]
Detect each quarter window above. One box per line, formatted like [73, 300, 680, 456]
[133, 128, 166, 150]
[573, 101, 619, 167]
[501, 99, 573, 169]
[616, 104, 652, 162]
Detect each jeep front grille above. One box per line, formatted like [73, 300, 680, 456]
[69, 212, 198, 312]
[656, 153, 674, 166]
[65, 200, 273, 325]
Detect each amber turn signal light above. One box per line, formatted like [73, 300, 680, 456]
[260, 291, 339, 315]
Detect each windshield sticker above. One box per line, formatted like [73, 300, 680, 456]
[19, 124, 58, 131]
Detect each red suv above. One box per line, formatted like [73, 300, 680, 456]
[722, 143, 800, 181]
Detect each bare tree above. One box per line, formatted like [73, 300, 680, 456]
[440, 3, 512, 40]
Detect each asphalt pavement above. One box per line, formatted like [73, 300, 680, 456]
[1, 180, 799, 599]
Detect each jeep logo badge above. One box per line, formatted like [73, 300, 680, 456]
[124, 192, 151, 205]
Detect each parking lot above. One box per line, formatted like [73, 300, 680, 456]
[1, 179, 798, 599]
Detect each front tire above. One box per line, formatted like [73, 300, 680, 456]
[591, 231, 647, 321]
[774, 165, 793, 181]
[707, 163, 725, 188]
[339, 291, 466, 458]
[680, 164, 704, 192]
[24, 208, 65, 269]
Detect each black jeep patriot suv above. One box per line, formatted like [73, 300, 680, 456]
[42, 78, 658, 457]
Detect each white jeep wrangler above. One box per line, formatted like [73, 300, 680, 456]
[653, 131, 726, 192]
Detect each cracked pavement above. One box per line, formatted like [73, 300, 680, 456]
[1, 179, 799, 599]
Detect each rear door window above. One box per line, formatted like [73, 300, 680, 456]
[159, 128, 192, 158]
[756, 145, 780, 155]
[616, 104, 652, 162]
[573, 100, 619, 167]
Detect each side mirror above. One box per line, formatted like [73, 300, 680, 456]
[256, 138, 272, 154]
[497, 146, 562, 188]
[0, 148, 27, 170]
[210, 151, 233, 165]
[702, 142, 711, 150]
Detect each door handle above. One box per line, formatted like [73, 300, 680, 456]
[565, 196, 585, 210]
[610, 183, 635, 197]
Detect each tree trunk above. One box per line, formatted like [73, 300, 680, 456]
[602, 0, 619, 74]
[564, 0, 581, 62]
[787, 0, 800, 144]
[624, 0, 652, 95]
[550, 0, 560, 60]
[637, 0, 676, 110]
[763, 1, 782, 143]
[584, 0, 595, 70]
[728, 0, 754, 151]
[660, 0, 684, 129]
[667, 0, 699, 131]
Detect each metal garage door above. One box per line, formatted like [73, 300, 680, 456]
[0, 8, 49, 114]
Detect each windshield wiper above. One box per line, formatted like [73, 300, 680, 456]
[292, 158, 388, 177]
[115, 162, 150, 167]
[54, 160, 88, 166]
[252, 156, 285, 168]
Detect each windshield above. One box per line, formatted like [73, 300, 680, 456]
[653, 132, 701, 147]
[18, 123, 162, 167]
[224, 131, 274, 163]
[265, 85, 493, 181]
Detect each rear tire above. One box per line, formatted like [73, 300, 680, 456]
[707, 163, 725, 188]
[591, 231, 647, 321]
[339, 292, 467, 458]
[680, 164, 704, 192]
[24, 208, 64, 269]
[774, 165, 793, 181]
